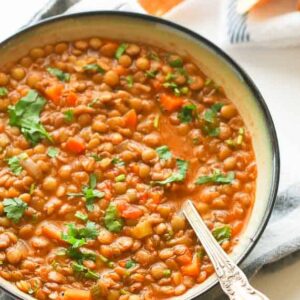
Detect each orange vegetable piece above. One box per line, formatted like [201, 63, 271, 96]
[63, 289, 91, 300]
[181, 254, 200, 277]
[177, 249, 193, 265]
[66, 137, 86, 154]
[124, 109, 137, 130]
[45, 84, 64, 105]
[66, 91, 78, 106]
[159, 93, 184, 112]
[117, 201, 144, 220]
[42, 224, 62, 241]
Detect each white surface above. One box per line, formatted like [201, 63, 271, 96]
[0, 0, 300, 298]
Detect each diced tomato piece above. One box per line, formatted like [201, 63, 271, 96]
[117, 201, 144, 220]
[159, 93, 184, 112]
[66, 91, 78, 106]
[181, 254, 200, 277]
[177, 248, 193, 265]
[149, 192, 161, 204]
[66, 138, 86, 154]
[124, 109, 137, 130]
[45, 84, 64, 105]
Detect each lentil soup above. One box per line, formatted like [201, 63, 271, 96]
[0, 38, 256, 300]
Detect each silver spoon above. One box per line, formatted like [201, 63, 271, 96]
[182, 200, 269, 300]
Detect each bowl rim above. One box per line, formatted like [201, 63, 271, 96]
[0, 10, 280, 300]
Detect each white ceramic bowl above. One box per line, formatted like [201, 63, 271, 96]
[0, 12, 280, 300]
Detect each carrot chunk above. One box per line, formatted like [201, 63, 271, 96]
[181, 254, 200, 277]
[66, 91, 78, 106]
[42, 223, 62, 241]
[124, 109, 137, 130]
[45, 84, 64, 105]
[66, 137, 86, 154]
[63, 289, 91, 300]
[159, 93, 184, 112]
[117, 201, 143, 220]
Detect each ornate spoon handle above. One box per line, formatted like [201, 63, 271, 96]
[182, 200, 269, 300]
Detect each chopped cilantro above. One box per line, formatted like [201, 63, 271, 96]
[112, 157, 125, 167]
[125, 259, 136, 269]
[3, 198, 28, 223]
[88, 98, 99, 107]
[7, 153, 27, 175]
[156, 145, 172, 160]
[64, 109, 74, 122]
[72, 262, 99, 280]
[47, 147, 59, 158]
[0, 87, 8, 97]
[145, 70, 158, 79]
[47, 67, 70, 82]
[202, 103, 224, 137]
[75, 212, 88, 222]
[163, 81, 181, 96]
[178, 104, 197, 123]
[156, 159, 188, 185]
[89, 153, 102, 161]
[68, 174, 105, 211]
[83, 64, 105, 74]
[126, 75, 134, 87]
[104, 203, 124, 233]
[195, 169, 235, 185]
[163, 269, 172, 277]
[8, 90, 52, 145]
[212, 225, 231, 244]
[168, 57, 183, 68]
[115, 43, 128, 59]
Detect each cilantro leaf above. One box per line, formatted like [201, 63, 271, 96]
[126, 75, 134, 88]
[156, 159, 188, 185]
[145, 70, 158, 79]
[168, 57, 183, 68]
[7, 153, 27, 175]
[112, 157, 125, 167]
[202, 103, 224, 137]
[61, 221, 99, 248]
[125, 259, 136, 269]
[3, 198, 28, 223]
[115, 43, 128, 59]
[156, 145, 172, 160]
[68, 174, 105, 211]
[47, 147, 59, 158]
[104, 203, 124, 233]
[8, 90, 52, 145]
[212, 225, 231, 244]
[195, 170, 235, 185]
[72, 262, 99, 280]
[47, 67, 70, 82]
[64, 110, 74, 123]
[178, 104, 197, 123]
[83, 64, 105, 74]
[75, 212, 88, 222]
[0, 87, 8, 97]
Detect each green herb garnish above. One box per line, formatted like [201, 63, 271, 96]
[8, 90, 52, 145]
[64, 109, 74, 123]
[89, 153, 103, 161]
[145, 70, 158, 79]
[178, 104, 197, 123]
[202, 103, 224, 137]
[125, 259, 136, 269]
[3, 198, 28, 223]
[156, 145, 172, 160]
[156, 159, 188, 185]
[0, 87, 8, 97]
[104, 203, 124, 233]
[75, 212, 88, 222]
[163, 269, 172, 277]
[72, 262, 99, 280]
[68, 174, 105, 211]
[212, 225, 231, 244]
[168, 57, 183, 68]
[115, 43, 128, 59]
[83, 64, 105, 74]
[47, 147, 59, 158]
[7, 153, 27, 175]
[195, 169, 235, 185]
[126, 75, 134, 88]
[88, 98, 99, 108]
[112, 157, 125, 167]
[47, 67, 70, 82]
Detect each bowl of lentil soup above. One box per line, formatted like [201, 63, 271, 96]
[0, 11, 279, 300]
